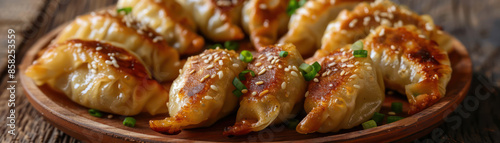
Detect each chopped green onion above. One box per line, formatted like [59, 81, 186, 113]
[117, 7, 132, 15]
[279, 51, 289, 57]
[372, 112, 385, 124]
[387, 116, 404, 123]
[300, 62, 321, 81]
[123, 117, 136, 127]
[224, 41, 239, 51]
[362, 120, 377, 129]
[233, 89, 243, 97]
[351, 40, 364, 50]
[232, 77, 247, 91]
[286, 0, 306, 16]
[239, 50, 253, 63]
[239, 70, 255, 81]
[208, 43, 223, 49]
[299, 63, 313, 73]
[88, 109, 103, 118]
[391, 102, 403, 113]
[353, 50, 368, 58]
[286, 119, 300, 129]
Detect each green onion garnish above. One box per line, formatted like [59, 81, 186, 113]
[351, 40, 364, 50]
[286, 119, 300, 129]
[117, 7, 132, 15]
[353, 50, 368, 57]
[279, 51, 289, 57]
[286, 0, 307, 16]
[300, 62, 321, 81]
[88, 109, 103, 118]
[372, 112, 385, 124]
[232, 89, 243, 97]
[362, 120, 377, 129]
[123, 117, 136, 127]
[224, 41, 239, 51]
[391, 102, 403, 113]
[387, 116, 404, 123]
[232, 77, 247, 91]
[208, 43, 223, 49]
[239, 70, 255, 81]
[239, 50, 253, 63]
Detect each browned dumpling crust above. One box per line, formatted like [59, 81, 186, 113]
[26, 40, 169, 115]
[224, 44, 306, 136]
[150, 49, 247, 134]
[297, 46, 385, 133]
[55, 11, 182, 82]
[279, 0, 368, 57]
[117, 0, 205, 55]
[362, 26, 452, 114]
[315, 0, 452, 59]
[242, 0, 290, 50]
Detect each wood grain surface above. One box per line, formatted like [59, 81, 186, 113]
[1, 0, 499, 142]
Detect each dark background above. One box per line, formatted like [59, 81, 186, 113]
[0, 0, 499, 142]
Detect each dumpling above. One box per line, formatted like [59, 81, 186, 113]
[315, 0, 452, 58]
[176, 0, 245, 42]
[149, 49, 247, 134]
[296, 45, 385, 134]
[25, 39, 169, 115]
[224, 44, 307, 136]
[279, 0, 365, 57]
[117, 0, 205, 55]
[241, 0, 289, 50]
[361, 26, 452, 114]
[54, 11, 181, 82]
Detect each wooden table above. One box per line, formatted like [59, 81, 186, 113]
[1, 0, 499, 142]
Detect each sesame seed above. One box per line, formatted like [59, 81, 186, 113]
[292, 66, 298, 71]
[340, 70, 346, 76]
[241, 89, 248, 94]
[267, 56, 273, 62]
[388, 111, 396, 115]
[391, 45, 396, 50]
[313, 78, 319, 82]
[217, 71, 223, 78]
[353, 85, 361, 88]
[284, 68, 290, 72]
[419, 35, 426, 38]
[108, 75, 115, 79]
[255, 81, 265, 85]
[329, 57, 335, 61]
[200, 74, 210, 82]
[341, 59, 348, 62]
[214, 56, 221, 61]
[305, 91, 309, 97]
[291, 71, 298, 76]
[329, 84, 333, 87]
[355, 61, 360, 65]
[278, 65, 282, 69]
[268, 65, 273, 69]
[367, 66, 372, 70]
[347, 64, 354, 68]
[204, 60, 209, 63]
[259, 90, 269, 97]
[204, 95, 214, 100]
[255, 62, 262, 66]
[365, 63, 371, 66]
[350, 74, 358, 79]
[322, 72, 328, 77]
[363, 17, 371, 26]
[211, 74, 216, 78]
[349, 19, 358, 28]
[96, 47, 102, 50]
[258, 68, 267, 75]
[252, 92, 257, 96]
[233, 63, 239, 67]
[210, 85, 218, 91]
[281, 82, 286, 89]
[219, 60, 224, 65]
[207, 64, 214, 69]
[190, 70, 196, 74]
[259, 3, 267, 9]
[258, 54, 264, 59]
[426, 23, 434, 31]
[379, 28, 385, 36]
[328, 62, 336, 67]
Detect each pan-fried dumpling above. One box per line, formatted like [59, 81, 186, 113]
[25, 40, 169, 115]
[150, 49, 247, 134]
[55, 11, 181, 82]
[117, 0, 205, 55]
[296, 45, 385, 134]
[361, 26, 452, 114]
[176, 0, 245, 42]
[224, 44, 306, 136]
[279, 0, 365, 57]
[315, 0, 452, 58]
[241, 0, 289, 50]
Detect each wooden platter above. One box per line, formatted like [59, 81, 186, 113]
[19, 24, 472, 142]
